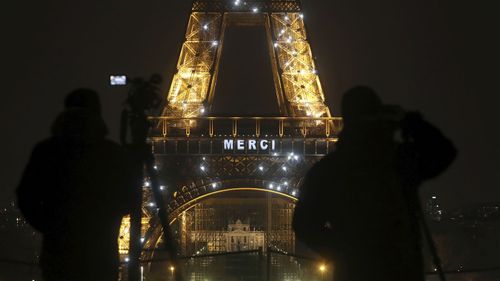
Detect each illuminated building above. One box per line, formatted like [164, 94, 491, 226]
[189, 218, 266, 253]
[119, 1, 341, 279]
[162, 0, 331, 119]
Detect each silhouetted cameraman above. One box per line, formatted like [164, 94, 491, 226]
[17, 89, 136, 281]
[293, 86, 456, 281]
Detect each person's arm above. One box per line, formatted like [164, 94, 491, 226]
[400, 112, 457, 181]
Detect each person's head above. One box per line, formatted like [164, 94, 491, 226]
[341, 86, 382, 127]
[64, 88, 101, 115]
[341, 86, 405, 142]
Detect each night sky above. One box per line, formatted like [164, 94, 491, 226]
[1, 0, 499, 210]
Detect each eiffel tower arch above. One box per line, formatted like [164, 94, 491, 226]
[118, 0, 342, 277]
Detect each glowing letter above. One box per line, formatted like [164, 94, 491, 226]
[248, 140, 257, 150]
[237, 140, 245, 150]
[260, 140, 269, 150]
[224, 139, 234, 150]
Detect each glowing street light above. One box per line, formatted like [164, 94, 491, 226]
[319, 264, 326, 272]
[252, 7, 259, 13]
[169, 265, 175, 279]
[318, 263, 327, 280]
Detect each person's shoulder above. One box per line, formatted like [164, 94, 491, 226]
[305, 151, 334, 177]
[99, 139, 129, 154]
[99, 140, 136, 163]
[31, 138, 61, 154]
[100, 139, 122, 148]
[318, 151, 340, 167]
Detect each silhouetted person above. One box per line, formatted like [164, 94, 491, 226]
[293, 86, 456, 281]
[17, 89, 136, 281]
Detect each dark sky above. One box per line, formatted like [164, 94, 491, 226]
[1, 0, 499, 210]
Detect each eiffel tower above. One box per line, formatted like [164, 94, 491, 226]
[164, 0, 331, 118]
[119, 0, 342, 279]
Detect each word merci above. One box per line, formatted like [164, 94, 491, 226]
[223, 139, 277, 151]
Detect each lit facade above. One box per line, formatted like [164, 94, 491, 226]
[119, 2, 341, 279]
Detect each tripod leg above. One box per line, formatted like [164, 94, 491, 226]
[128, 152, 145, 281]
[145, 154, 184, 281]
[415, 200, 446, 281]
[421, 219, 447, 281]
[129, 204, 142, 281]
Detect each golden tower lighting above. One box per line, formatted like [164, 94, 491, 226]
[163, 0, 332, 119]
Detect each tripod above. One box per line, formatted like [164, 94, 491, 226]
[415, 198, 447, 281]
[120, 76, 183, 281]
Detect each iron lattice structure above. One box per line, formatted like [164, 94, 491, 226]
[119, 0, 342, 263]
[163, 0, 331, 118]
[191, 0, 302, 13]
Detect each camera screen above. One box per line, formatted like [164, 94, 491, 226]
[110, 75, 127, 86]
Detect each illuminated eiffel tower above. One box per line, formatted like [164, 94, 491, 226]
[164, 0, 331, 118]
[119, 1, 342, 279]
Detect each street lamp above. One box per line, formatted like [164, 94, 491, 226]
[169, 265, 175, 280]
[318, 264, 327, 280]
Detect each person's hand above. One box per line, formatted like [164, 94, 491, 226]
[401, 111, 424, 140]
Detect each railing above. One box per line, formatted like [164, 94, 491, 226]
[148, 117, 343, 140]
[192, 0, 303, 13]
